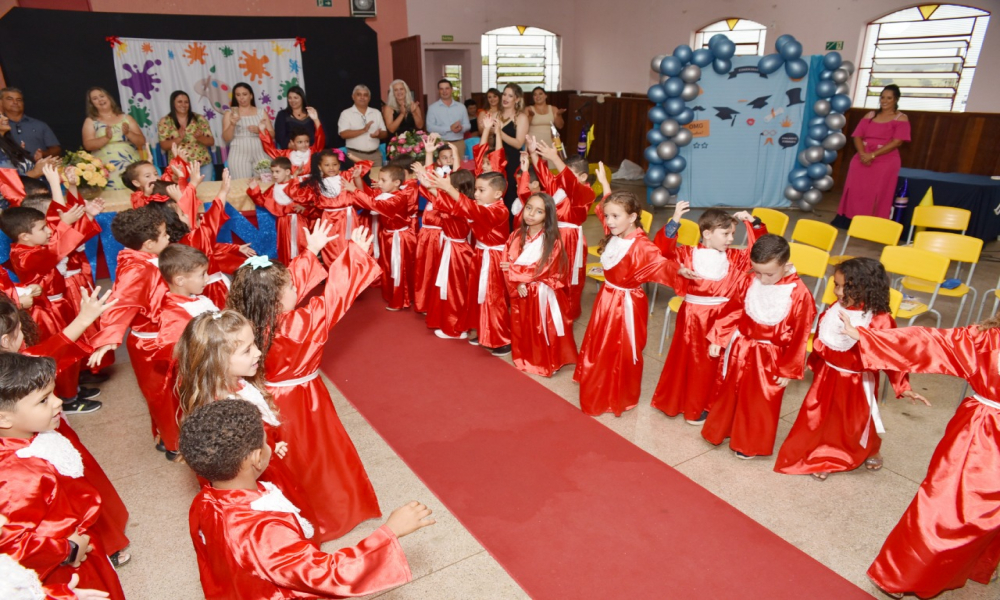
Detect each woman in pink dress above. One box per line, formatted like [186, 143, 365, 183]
[833, 85, 910, 228]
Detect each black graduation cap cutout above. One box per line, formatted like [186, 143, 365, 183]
[747, 96, 770, 109]
[786, 88, 804, 107]
[713, 106, 739, 126]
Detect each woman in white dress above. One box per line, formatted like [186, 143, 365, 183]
[222, 82, 274, 179]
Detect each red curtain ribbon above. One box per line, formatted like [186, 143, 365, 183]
[105, 36, 122, 48]
[294, 37, 306, 52]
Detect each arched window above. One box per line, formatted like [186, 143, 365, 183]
[481, 26, 561, 91]
[854, 4, 991, 112]
[694, 19, 768, 56]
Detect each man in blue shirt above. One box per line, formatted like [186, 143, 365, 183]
[425, 79, 470, 160]
[1, 88, 60, 158]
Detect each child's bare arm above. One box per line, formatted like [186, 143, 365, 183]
[384, 501, 435, 538]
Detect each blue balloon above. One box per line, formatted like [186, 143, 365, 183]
[644, 165, 667, 186]
[809, 126, 828, 141]
[691, 48, 713, 67]
[807, 163, 828, 179]
[823, 51, 843, 71]
[708, 34, 728, 49]
[785, 58, 808, 79]
[809, 116, 827, 127]
[713, 58, 732, 75]
[665, 155, 687, 173]
[791, 177, 813, 193]
[648, 84, 668, 104]
[831, 94, 852, 113]
[806, 138, 823, 147]
[788, 168, 808, 183]
[659, 56, 683, 76]
[823, 150, 838, 164]
[816, 80, 837, 98]
[775, 34, 795, 51]
[647, 129, 666, 145]
[673, 44, 693, 64]
[663, 77, 685, 97]
[758, 54, 784, 75]
[664, 97, 686, 116]
[644, 145, 662, 164]
[648, 105, 668, 123]
[714, 39, 736, 60]
[780, 40, 803, 60]
[820, 70, 834, 80]
[666, 187, 680, 195]
[675, 108, 694, 125]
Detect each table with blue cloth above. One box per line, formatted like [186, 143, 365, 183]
[897, 168, 1000, 241]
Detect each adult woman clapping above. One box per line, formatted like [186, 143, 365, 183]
[834, 85, 910, 227]
[383, 79, 424, 135]
[526, 87, 565, 147]
[222, 82, 273, 179]
[274, 86, 319, 149]
[82, 87, 145, 190]
[158, 90, 215, 180]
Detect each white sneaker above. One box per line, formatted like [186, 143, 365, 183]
[434, 329, 468, 340]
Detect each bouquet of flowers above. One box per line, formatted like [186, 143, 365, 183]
[61, 150, 113, 189]
[386, 129, 429, 161]
[254, 159, 273, 183]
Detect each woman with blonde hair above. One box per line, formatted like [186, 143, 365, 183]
[498, 83, 530, 223]
[82, 87, 145, 190]
[383, 79, 424, 135]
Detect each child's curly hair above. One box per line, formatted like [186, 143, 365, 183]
[836, 257, 890, 315]
[179, 398, 266, 482]
[226, 259, 291, 364]
[977, 312, 1000, 331]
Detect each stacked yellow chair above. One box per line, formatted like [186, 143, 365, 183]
[880, 245, 950, 327]
[789, 242, 831, 300]
[791, 219, 838, 253]
[905, 205, 971, 244]
[904, 231, 982, 327]
[829, 216, 903, 266]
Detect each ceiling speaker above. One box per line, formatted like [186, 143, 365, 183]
[350, 0, 376, 18]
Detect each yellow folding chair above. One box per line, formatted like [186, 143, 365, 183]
[880, 246, 950, 327]
[906, 205, 971, 244]
[752, 207, 789, 237]
[905, 232, 982, 327]
[791, 219, 838, 252]
[649, 218, 699, 312]
[829, 216, 903, 266]
[789, 242, 830, 300]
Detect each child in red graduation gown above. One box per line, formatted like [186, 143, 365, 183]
[226, 222, 383, 541]
[181, 398, 435, 600]
[246, 157, 311, 266]
[122, 148, 193, 209]
[259, 107, 325, 176]
[301, 150, 372, 263]
[0, 353, 126, 600]
[775, 258, 929, 480]
[502, 192, 577, 376]
[651, 201, 763, 424]
[841, 311, 1000, 599]
[574, 188, 691, 416]
[44, 167, 98, 316]
[347, 165, 417, 311]
[410, 138, 455, 315]
[702, 234, 816, 458]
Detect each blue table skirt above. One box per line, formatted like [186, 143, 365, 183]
[897, 168, 1000, 241]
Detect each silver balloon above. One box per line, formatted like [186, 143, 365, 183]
[656, 140, 679, 161]
[826, 164, 834, 176]
[814, 175, 835, 192]
[797, 150, 811, 168]
[680, 64, 702, 84]
[649, 186, 672, 207]
[680, 83, 700, 101]
[784, 186, 803, 202]
[796, 198, 813, 211]
[663, 172, 682, 189]
[660, 75, 670, 84]
[673, 128, 693, 147]
[659, 119, 680, 138]
[813, 99, 832, 117]
[803, 188, 823, 205]
[841, 60, 856, 75]
[804, 146, 825, 164]
[825, 113, 847, 130]
[822, 132, 847, 151]
[651, 54, 667, 73]
[831, 68, 849, 84]
[835, 83, 851, 95]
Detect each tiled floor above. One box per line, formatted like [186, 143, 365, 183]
[70, 188, 1000, 599]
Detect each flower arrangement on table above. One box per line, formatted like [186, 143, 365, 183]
[61, 150, 114, 189]
[386, 129, 429, 161]
[254, 158, 273, 183]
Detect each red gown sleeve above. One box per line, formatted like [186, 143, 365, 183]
[708, 276, 751, 347]
[867, 312, 911, 397]
[516, 168, 533, 204]
[182, 198, 228, 254]
[310, 125, 326, 154]
[632, 235, 686, 292]
[306, 242, 381, 331]
[91, 264, 159, 347]
[342, 160, 373, 182]
[0, 470, 72, 578]
[259, 129, 282, 159]
[0, 267, 18, 303]
[774, 285, 817, 380]
[247, 186, 292, 217]
[506, 237, 568, 294]
[534, 157, 556, 192]
[25, 333, 90, 375]
[161, 156, 190, 185]
[857, 325, 979, 380]
[177, 186, 201, 230]
[287, 253, 328, 305]
[653, 224, 681, 261]
[473, 142, 489, 176]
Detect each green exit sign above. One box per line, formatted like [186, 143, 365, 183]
[317, 0, 332, 6]
[826, 41, 844, 51]
[441, 35, 454, 42]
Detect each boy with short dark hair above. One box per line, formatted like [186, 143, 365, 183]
[182, 398, 434, 599]
[0, 352, 126, 600]
[702, 234, 816, 459]
[247, 156, 311, 265]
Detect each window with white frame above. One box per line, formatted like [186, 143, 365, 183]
[854, 4, 991, 112]
[444, 65, 462, 101]
[694, 19, 768, 56]
[481, 26, 560, 91]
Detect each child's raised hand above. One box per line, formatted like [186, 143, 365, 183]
[304, 219, 337, 255]
[708, 343, 722, 358]
[170, 162, 186, 181]
[274, 441, 289, 458]
[526, 134, 538, 155]
[88, 344, 118, 369]
[306, 106, 319, 122]
[84, 197, 105, 218]
[732, 210, 753, 222]
[671, 200, 690, 222]
[838, 312, 860, 340]
[519, 151, 529, 171]
[350, 226, 374, 254]
[247, 176, 260, 190]
[343, 178, 357, 193]
[41, 161, 60, 185]
[536, 139, 558, 161]
[385, 501, 435, 538]
[410, 161, 427, 176]
[480, 113, 494, 133]
[76, 286, 117, 326]
[188, 161, 204, 187]
[58, 204, 86, 225]
[165, 184, 182, 202]
[67, 573, 111, 600]
[238, 243, 256, 257]
[64, 166, 80, 188]
[218, 168, 231, 197]
[595, 161, 610, 190]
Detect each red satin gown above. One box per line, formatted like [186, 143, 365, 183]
[505, 231, 577, 376]
[425, 203, 473, 337]
[412, 202, 443, 314]
[650, 220, 761, 421]
[775, 305, 909, 475]
[262, 244, 382, 541]
[307, 160, 372, 264]
[260, 124, 326, 177]
[44, 191, 98, 319]
[247, 179, 312, 266]
[176, 196, 242, 308]
[0, 433, 126, 600]
[189, 482, 410, 599]
[573, 228, 684, 416]
[352, 186, 417, 310]
[701, 271, 816, 457]
[857, 325, 1000, 598]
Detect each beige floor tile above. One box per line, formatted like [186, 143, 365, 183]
[372, 551, 530, 600]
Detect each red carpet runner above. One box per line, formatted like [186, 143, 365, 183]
[322, 291, 872, 599]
